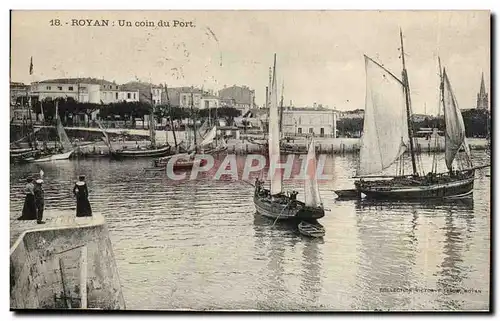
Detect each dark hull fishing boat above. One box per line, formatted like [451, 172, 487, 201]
[11, 149, 41, 163]
[336, 31, 481, 200]
[254, 54, 325, 222]
[110, 145, 172, 159]
[153, 153, 208, 170]
[253, 191, 325, 220]
[355, 170, 475, 200]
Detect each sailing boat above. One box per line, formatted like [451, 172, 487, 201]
[10, 88, 43, 162]
[343, 31, 479, 200]
[30, 101, 74, 162]
[110, 88, 172, 159]
[153, 92, 210, 170]
[254, 54, 325, 221]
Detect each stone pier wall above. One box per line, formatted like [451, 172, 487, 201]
[10, 213, 126, 310]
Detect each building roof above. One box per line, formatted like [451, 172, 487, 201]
[10, 82, 28, 87]
[283, 106, 335, 112]
[202, 94, 219, 99]
[38, 77, 116, 85]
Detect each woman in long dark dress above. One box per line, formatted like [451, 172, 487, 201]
[73, 175, 92, 217]
[18, 177, 37, 220]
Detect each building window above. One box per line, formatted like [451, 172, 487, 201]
[46, 86, 51, 90]
[298, 128, 302, 134]
[58, 86, 63, 91]
[309, 128, 314, 134]
[127, 93, 131, 99]
[133, 93, 136, 99]
[298, 117, 302, 125]
[116, 93, 118, 100]
[68, 86, 74, 91]
[320, 128, 325, 137]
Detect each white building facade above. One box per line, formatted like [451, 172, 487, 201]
[31, 78, 140, 104]
[282, 108, 337, 138]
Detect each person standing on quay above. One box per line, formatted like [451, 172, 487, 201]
[34, 178, 45, 224]
[17, 177, 36, 220]
[73, 175, 92, 217]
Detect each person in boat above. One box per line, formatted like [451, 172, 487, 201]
[73, 175, 92, 217]
[255, 178, 261, 194]
[34, 178, 45, 224]
[17, 177, 37, 220]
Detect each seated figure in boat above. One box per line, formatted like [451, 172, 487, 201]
[255, 178, 262, 194]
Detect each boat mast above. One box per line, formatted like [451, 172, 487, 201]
[400, 29, 418, 176]
[431, 57, 445, 174]
[55, 100, 59, 149]
[191, 91, 197, 151]
[149, 85, 157, 148]
[165, 84, 177, 148]
[279, 81, 284, 137]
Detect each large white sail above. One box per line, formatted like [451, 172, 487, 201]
[55, 102, 72, 152]
[200, 126, 217, 147]
[304, 140, 322, 207]
[358, 56, 409, 176]
[268, 54, 282, 195]
[442, 69, 469, 170]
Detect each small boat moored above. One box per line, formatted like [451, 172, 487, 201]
[298, 220, 325, 238]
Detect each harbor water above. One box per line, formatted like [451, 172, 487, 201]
[10, 151, 490, 311]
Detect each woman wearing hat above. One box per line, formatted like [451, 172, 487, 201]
[73, 175, 92, 217]
[17, 177, 36, 220]
[34, 178, 45, 224]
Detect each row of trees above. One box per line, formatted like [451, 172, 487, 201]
[30, 97, 242, 128]
[337, 109, 490, 138]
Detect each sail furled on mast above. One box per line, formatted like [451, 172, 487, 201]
[304, 140, 322, 207]
[358, 56, 409, 176]
[55, 103, 73, 151]
[268, 54, 282, 195]
[442, 69, 469, 170]
[200, 126, 217, 147]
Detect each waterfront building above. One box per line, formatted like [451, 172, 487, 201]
[10, 82, 30, 106]
[120, 81, 159, 104]
[218, 85, 255, 114]
[281, 107, 338, 138]
[31, 78, 139, 104]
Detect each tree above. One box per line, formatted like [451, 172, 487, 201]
[216, 107, 241, 126]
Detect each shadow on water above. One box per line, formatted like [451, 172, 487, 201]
[352, 194, 477, 310]
[299, 234, 324, 310]
[435, 207, 476, 310]
[252, 213, 325, 310]
[354, 197, 474, 212]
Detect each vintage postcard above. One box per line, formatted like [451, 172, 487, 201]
[9, 10, 491, 311]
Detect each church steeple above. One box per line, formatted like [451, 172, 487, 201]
[477, 72, 488, 110]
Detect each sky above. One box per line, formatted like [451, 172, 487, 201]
[10, 10, 490, 114]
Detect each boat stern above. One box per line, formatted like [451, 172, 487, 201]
[296, 205, 325, 219]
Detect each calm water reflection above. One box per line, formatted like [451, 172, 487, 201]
[10, 151, 490, 310]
